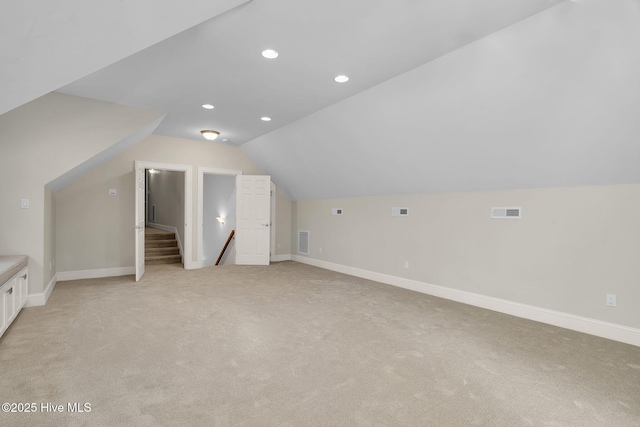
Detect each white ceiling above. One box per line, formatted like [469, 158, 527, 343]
[242, 0, 640, 200]
[9, 0, 637, 202]
[57, 0, 564, 146]
[0, 0, 249, 116]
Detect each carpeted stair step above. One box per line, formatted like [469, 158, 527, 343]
[146, 239, 178, 248]
[146, 246, 179, 256]
[146, 254, 182, 265]
[146, 232, 175, 241]
[145, 227, 182, 265]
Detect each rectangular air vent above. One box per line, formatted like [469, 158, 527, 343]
[392, 207, 409, 217]
[331, 208, 343, 215]
[491, 207, 522, 219]
[298, 230, 309, 254]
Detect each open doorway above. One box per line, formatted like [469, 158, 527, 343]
[198, 167, 241, 267]
[134, 161, 192, 281]
[203, 174, 236, 266]
[145, 168, 185, 266]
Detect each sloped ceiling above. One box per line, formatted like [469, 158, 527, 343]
[0, 0, 249, 116]
[6, 0, 636, 203]
[57, 0, 563, 145]
[243, 0, 640, 200]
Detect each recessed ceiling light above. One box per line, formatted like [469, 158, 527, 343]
[202, 104, 214, 109]
[261, 49, 279, 59]
[261, 116, 272, 122]
[334, 75, 349, 83]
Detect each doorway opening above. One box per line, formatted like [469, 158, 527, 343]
[134, 161, 192, 281]
[145, 168, 185, 266]
[198, 167, 241, 267]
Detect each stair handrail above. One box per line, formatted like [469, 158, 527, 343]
[215, 229, 235, 266]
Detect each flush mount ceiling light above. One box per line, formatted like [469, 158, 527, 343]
[202, 104, 214, 109]
[261, 49, 279, 59]
[334, 75, 349, 83]
[261, 116, 272, 122]
[200, 130, 220, 140]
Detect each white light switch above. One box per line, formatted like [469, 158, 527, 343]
[21, 199, 29, 208]
[108, 188, 117, 196]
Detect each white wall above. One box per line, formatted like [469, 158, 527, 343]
[0, 92, 165, 293]
[293, 184, 640, 331]
[203, 174, 236, 266]
[147, 170, 185, 250]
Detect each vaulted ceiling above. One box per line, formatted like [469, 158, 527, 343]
[57, 0, 564, 146]
[4, 0, 640, 201]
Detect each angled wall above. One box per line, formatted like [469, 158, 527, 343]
[0, 93, 165, 294]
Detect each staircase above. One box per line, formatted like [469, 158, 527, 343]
[145, 227, 182, 265]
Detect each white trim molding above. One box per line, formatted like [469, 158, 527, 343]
[25, 273, 58, 307]
[291, 255, 640, 348]
[271, 254, 292, 262]
[57, 267, 135, 281]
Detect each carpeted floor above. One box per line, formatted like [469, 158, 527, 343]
[1, 261, 639, 426]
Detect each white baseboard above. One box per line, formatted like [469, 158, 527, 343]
[291, 255, 640, 348]
[57, 267, 135, 281]
[271, 254, 292, 262]
[25, 273, 58, 307]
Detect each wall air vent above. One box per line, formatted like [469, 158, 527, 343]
[331, 208, 343, 215]
[298, 230, 309, 254]
[491, 207, 522, 219]
[392, 207, 409, 217]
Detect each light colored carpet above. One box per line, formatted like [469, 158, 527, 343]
[1, 261, 639, 426]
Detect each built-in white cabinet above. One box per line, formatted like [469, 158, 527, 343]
[0, 267, 28, 338]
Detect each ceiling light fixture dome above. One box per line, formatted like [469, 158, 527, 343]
[202, 104, 214, 109]
[261, 116, 272, 122]
[200, 130, 220, 141]
[334, 75, 349, 83]
[261, 49, 279, 59]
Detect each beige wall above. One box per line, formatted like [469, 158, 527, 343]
[56, 134, 292, 271]
[275, 187, 292, 256]
[0, 92, 165, 293]
[292, 184, 640, 329]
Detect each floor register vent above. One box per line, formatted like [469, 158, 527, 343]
[298, 230, 309, 254]
[491, 207, 522, 219]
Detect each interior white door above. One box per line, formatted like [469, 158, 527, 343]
[235, 175, 271, 265]
[134, 161, 145, 281]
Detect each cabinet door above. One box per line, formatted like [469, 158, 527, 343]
[4, 278, 17, 324]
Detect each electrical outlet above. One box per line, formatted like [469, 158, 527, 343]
[404, 261, 409, 269]
[319, 247, 323, 254]
[606, 294, 617, 307]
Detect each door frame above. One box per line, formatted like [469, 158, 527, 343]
[136, 161, 193, 272]
[197, 167, 242, 268]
